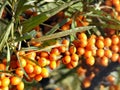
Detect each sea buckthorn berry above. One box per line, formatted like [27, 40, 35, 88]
[96, 49, 104, 57]
[33, 65, 42, 75]
[96, 39, 104, 49]
[78, 39, 87, 48]
[97, 36, 104, 41]
[1, 86, 9, 90]
[58, 46, 66, 53]
[34, 74, 42, 81]
[50, 48, 60, 55]
[111, 35, 119, 45]
[73, 39, 87, 48]
[0, 63, 6, 71]
[111, 53, 119, 62]
[86, 56, 95, 66]
[71, 53, 79, 62]
[112, 0, 120, 6]
[15, 68, 24, 77]
[62, 55, 71, 64]
[64, 51, 70, 56]
[28, 72, 36, 78]
[16, 81, 24, 90]
[77, 47, 85, 56]
[105, 0, 112, 6]
[1, 77, 10, 87]
[61, 24, 70, 30]
[111, 45, 119, 53]
[104, 37, 112, 47]
[49, 53, 57, 61]
[62, 39, 69, 47]
[10, 76, 21, 85]
[26, 51, 36, 60]
[77, 32, 87, 40]
[99, 56, 109, 67]
[40, 68, 49, 78]
[66, 63, 74, 69]
[104, 49, 112, 58]
[38, 57, 47, 67]
[115, 5, 120, 12]
[69, 45, 76, 54]
[19, 57, 26, 67]
[50, 60, 57, 70]
[84, 50, 92, 58]
[18, 51, 25, 56]
[24, 63, 34, 73]
[39, 51, 49, 58]
[82, 78, 91, 88]
[70, 60, 78, 67]
[77, 67, 87, 76]
[106, 75, 116, 84]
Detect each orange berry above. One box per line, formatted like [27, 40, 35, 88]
[86, 56, 95, 66]
[111, 45, 119, 53]
[49, 60, 57, 70]
[77, 32, 87, 40]
[82, 78, 91, 88]
[58, 46, 66, 53]
[62, 39, 69, 47]
[15, 68, 24, 77]
[1, 77, 10, 87]
[84, 50, 92, 58]
[106, 75, 116, 84]
[33, 65, 42, 75]
[62, 55, 71, 64]
[26, 51, 36, 60]
[70, 61, 78, 67]
[0, 86, 9, 90]
[73, 39, 87, 48]
[39, 51, 49, 58]
[77, 67, 87, 76]
[10, 76, 21, 85]
[105, 0, 112, 6]
[24, 63, 34, 73]
[104, 37, 112, 47]
[50, 48, 60, 55]
[61, 24, 70, 30]
[0, 63, 6, 70]
[69, 45, 76, 54]
[40, 68, 49, 78]
[19, 57, 26, 67]
[34, 74, 42, 81]
[111, 53, 119, 62]
[99, 56, 109, 67]
[104, 49, 112, 58]
[71, 53, 79, 62]
[112, 0, 120, 6]
[96, 49, 104, 57]
[16, 81, 24, 90]
[77, 47, 85, 56]
[96, 39, 104, 49]
[38, 57, 47, 67]
[49, 53, 57, 61]
[111, 35, 119, 45]
[66, 63, 74, 69]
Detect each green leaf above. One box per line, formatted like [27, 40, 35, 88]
[15, 30, 37, 42]
[21, 0, 80, 33]
[32, 26, 96, 42]
[0, 21, 13, 51]
[6, 43, 10, 70]
[15, 0, 27, 14]
[45, 18, 69, 35]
